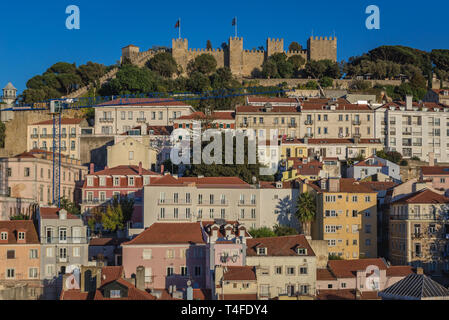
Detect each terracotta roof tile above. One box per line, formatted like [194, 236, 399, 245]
[327, 259, 387, 278]
[31, 118, 85, 125]
[150, 175, 250, 188]
[386, 266, 415, 277]
[223, 266, 257, 281]
[98, 98, 189, 107]
[0, 220, 40, 244]
[391, 188, 449, 205]
[123, 222, 205, 245]
[39, 207, 80, 220]
[91, 165, 161, 177]
[317, 268, 336, 281]
[246, 235, 315, 257]
[421, 166, 449, 176]
[236, 105, 298, 113]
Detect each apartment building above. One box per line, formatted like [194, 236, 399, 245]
[0, 220, 42, 300]
[245, 235, 317, 299]
[246, 96, 300, 107]
[424, 89, 449, 106]
[143, 175, 299, 230]
[27, 118, 90, 160]
[38, 207, 88, 299]
[81, 163, 161, 225]
[420, 166, 449, 191]
[95, 98, 194, 135]
[389, 188, 449, 277]
[121, 222, 207, 291]
[173, 111, 235, 130]
[107, 137, 159, 171]
[0, 150, 87, 206]
[375, 97, 449, 162]
[214, 266, 258, 300]
[347, 155, 401, 182]
[305, 138, 383, 161]
[306, 178, 378, 259]
[300, 100, 375, 139]
[316, 258, 413, 299]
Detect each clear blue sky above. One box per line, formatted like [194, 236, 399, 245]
[1, 0, 448, 93]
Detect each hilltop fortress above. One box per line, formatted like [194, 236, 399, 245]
[121, 36, 337, 77]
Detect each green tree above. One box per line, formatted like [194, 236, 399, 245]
[111, 195, 135, 223]
[288, 55, 306, 74]
[45, 62, 77, 75]
[249, 227, 276, 238]
[273, 225, 298, 236]
[61, 197, 80, 216]
[319, 77, 333, 88]
[77, 62, 107, 85]
[375, 149, 403, 164]
[147, 52, 179, 78]
[288, 42, 303, 52]
[295, 192, 316, 236]
[187, 54, 217, 75]
[102, 205, 125, 232]
[10, 213, 31, 220]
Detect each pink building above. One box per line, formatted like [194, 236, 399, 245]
[81, 163, 161, 224]
[421, 166, 449, 192]
[121, 222, 207, 292]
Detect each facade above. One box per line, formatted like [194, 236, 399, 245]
[27, 118, 90, 160]
[81, 164, 161, 225]
[38, 207, 88, 299]
[143, 175, 299, 229]
[214, 266, 258, 300]
[423, 89, 449, 106]
[0, 149, 87, 206]
[123, 36, 337, 78]
[305, 138, 383, 161]
[316, 258, 414, 294]
[375, 98, 449, 162]
[306, 178, 378, 259]
[94, 98, 194, 135]
[173, 111, 236, 131]
[388, 189, 449, 277]
[1, 82, 17, 122]
[421, 166, 449, 191]
[107, 136, 158, 171]
[347, 155, 401, 182]
[121, 222, 207, 291]
[0, 220, 42, 300]
[245, 235, 317, 299]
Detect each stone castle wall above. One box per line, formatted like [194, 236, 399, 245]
[123, 36, 338, 78]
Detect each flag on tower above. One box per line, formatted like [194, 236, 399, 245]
[175, 20, 180, 28]
[232, 17, 236, 26]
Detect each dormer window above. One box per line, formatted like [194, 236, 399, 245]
[87, 177, 93, 187]
[110, 289, 121, 298]
[257, 247, 267, 256]
[99, 177, 106, 186]
[296, 248, 307, 255]
[128, 177, 135, 186]
[0, 232, 7, 240]
[18, 232, 25, 240]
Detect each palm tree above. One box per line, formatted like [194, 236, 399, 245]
[295, 192, 316, 236]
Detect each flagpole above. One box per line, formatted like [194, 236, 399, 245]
[235, 17, 237, 38]
[179, 18, 181, 39]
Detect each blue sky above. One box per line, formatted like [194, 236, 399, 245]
[1, 0, 448, 93]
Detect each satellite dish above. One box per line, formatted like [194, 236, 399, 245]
[252, 176, 257, 184]
[187, 280, 192, 287]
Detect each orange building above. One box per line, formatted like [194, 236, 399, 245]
[0, 221, 42, 299]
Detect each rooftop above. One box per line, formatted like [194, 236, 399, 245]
[421, 166, 449, 176]
[31, 118, 85, 126]
[98, 97, 190, 107]
[246, 235, 315, 257]
[90, 165, 161, 177]
[391, 188, 449, 205]
[0, 220, 40, 244]
[222, 266, 257, 281]
[149, 175, 250, 188]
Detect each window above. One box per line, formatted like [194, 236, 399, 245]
[145, 267, 152, 283]
[73, 247, 81, 257]
[129, 151, 134, 160]
[174, 208, 179, 219]
[257, 247, 267, 255]
[297, 248, 307, 255]
[46, 264, 55, 276]
[24, 167, 30, 177]
[341, 283, 347, 288]
[325, 195, 336, 202]
[110, 290, 121, 298]
[29, 268, 38, 279]
[299, 267, 308, 274]
[194, 266, 202, 277]
[166, 249, 175, 259]
[7, 250, 15, 259]
[275, 266, 282, 275]
[29, 249, 38, 259]
[365, 196, 371, 202]
[99, 177, 106, 186]
[6, 269, 15, 279]
[114, 177, 120, 186]
[160, 208, 165, 219]
[365, 225, 372, 234]
[128, 177, 135, 186]
[181, 266, 188, 277]
[286, 267, 295, 275]
[46, 247, 54, 257]
[365, 239, 371, 246]
[251, 208, 256, 219]
[166, 267, 174, 277]
[1, 232, 7, 240]
[352, 195, 358, 202]
[186, 208, 191, 219]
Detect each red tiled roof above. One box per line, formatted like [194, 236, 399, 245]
[98, 98, 189, 107]
[31, 118, 84, 125]
[201, 221, 250, 238]
[223, 266, 257, 281]
[247, 96, 299, 103]
[236, 105, 298, 113]
[386, 266, 415, 277]
[123, 222, 205, 245]
[391, 188, 449, 205]
[60, 290, 89, 300]
[39, 207, 80, 220]
[380, 101, 448, 111]
[421, 166, 449, 176]
[100, 266, 124, 286]
[258, 181, 296, 189]
[150, 175, 250, 188]
[0, 220, 40, 244]
[176, 111, 235, 121]
[317, 268, 336, 281]
[91, 165, 160, 177]
[358, 181, 398, 192]
[246, 235, 315, 257]
[306, 138, 382, 144]
[93, 278, 157, 300]
[327, 259, 387, 278]
[89, 237, 127, 246]
[300, 102, 371, 111]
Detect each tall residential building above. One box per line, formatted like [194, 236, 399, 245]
[81, 164, 161, 225]
[305, 178, 378, 259]
[27, 118, 90, 160]
[0, 220, 42, 300]
[94, 98, 194, 135]
[389, 188, 449, 277]
[374, 98, 449, 162]
[37, 207, 88, 300]
[143, 175, 299, 230]
[0, 150, 87, 209]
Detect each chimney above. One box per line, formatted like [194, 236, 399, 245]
[160, 164, 165, 175]
[136, 266, 145, 291]
[406, 95, 413, 110]
[428, 152, 435, 166]
[139, 162, 143, 175]
[90, 163, 95, 174]
[416, 267, 424, 275]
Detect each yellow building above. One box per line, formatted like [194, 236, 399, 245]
[107, 136, 158, 171]
[282, 159, 322, 182]
[305, 178, 378, 260]
[27, 118, 90, 160]
[280, 138, 308, 160]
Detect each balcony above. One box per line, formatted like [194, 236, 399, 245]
[288, 123, 297, 128]
[402, 131, 412, 136]
[352, 120, 361, 125]
[42, 237, 88, 244]
[69, 133, 76, 138]
[412, 232, 423, 239]
[304, 133, 313, 138]
[40, 134, 53, 138]
[158, 199, 192, 205]
[197, 200, 228, 206]
[137, 117, 147, 123]
[304, 120, 313, 125]
[99, 118, 114, 123]
[240, 123, 249, 128]
[30, 134, 38, 139]
[353, 133, 361, 138]
[237, 201, 257, 207]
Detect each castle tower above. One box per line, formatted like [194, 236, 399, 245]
[266, 38, 284, 58]
[228, 37, 243, 77]
[1, 82, 17, 122]
[121, 45, 141, 63]
[172, 38, 189, 74]
[307, 36, 337, 62]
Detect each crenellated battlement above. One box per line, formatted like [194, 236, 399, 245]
[121, 35, 337, 77]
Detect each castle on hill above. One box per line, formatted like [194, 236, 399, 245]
[121, 36, 337, 77]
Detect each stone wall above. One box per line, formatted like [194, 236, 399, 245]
[79, 135, 114, 168]
[248, 78, 404, 89]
